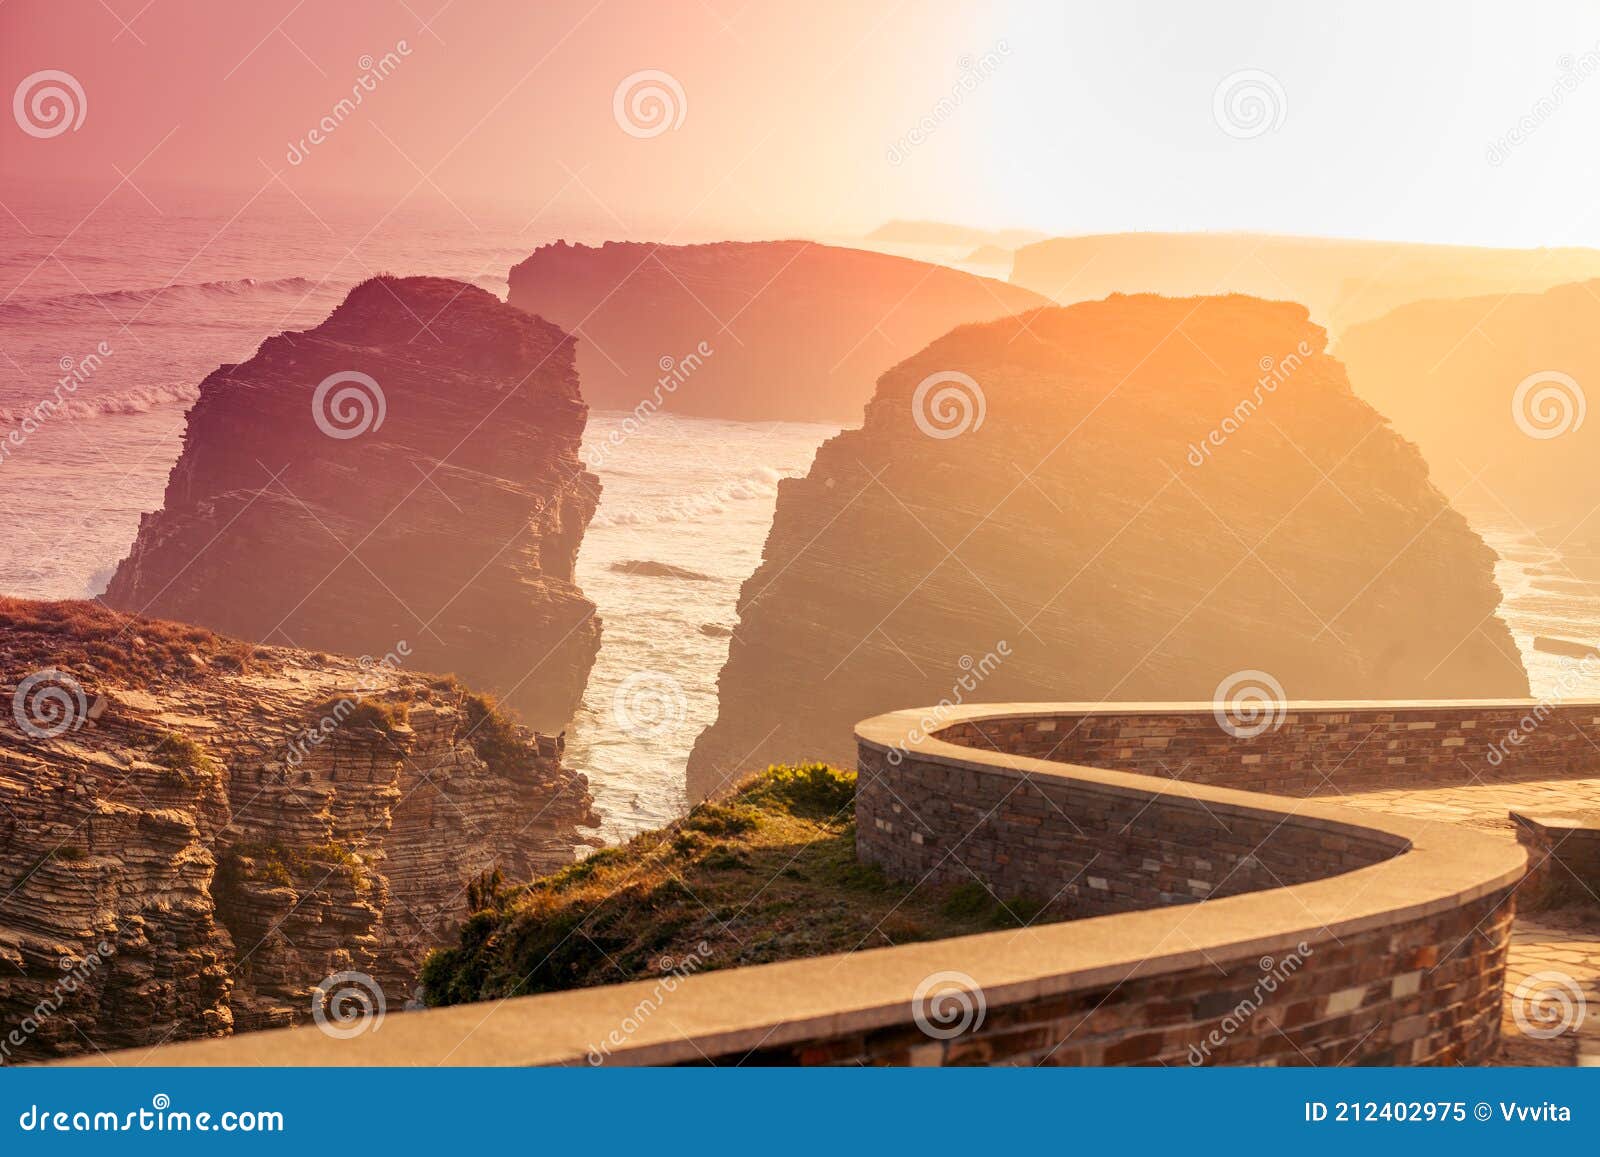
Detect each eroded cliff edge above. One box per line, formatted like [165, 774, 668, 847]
[507, 240, 1049, 422]
[686, 294, 1530, 800]
[0, 598, 598, 1062]
[103, 275, 599, 731]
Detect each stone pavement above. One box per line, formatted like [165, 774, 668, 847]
[1333, 774, 1600, 1065]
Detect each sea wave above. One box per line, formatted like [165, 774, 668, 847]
[590, 465, 786, 527]
[1, 382, 200, 424]
[0, 276, 326, 321]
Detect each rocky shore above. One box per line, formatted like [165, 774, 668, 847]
[0, 598, 598, 1062]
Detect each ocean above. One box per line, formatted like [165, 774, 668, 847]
[0, 191, 839, 841]
[3, 193, 1596, 843]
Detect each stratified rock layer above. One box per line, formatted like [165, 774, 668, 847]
[687, 294, 1530, 799]
[507, 241, 1048, 422]
[1336, 280, 1600, 541]
[103, 276, 599, 732]
[0, 598, 598, 1063]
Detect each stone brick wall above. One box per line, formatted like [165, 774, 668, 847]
[1512, 811, 1600, 910]
[721, 887, 1513, 1066]
[937, 702, 1600, 795]
[855, 744, 1403, 915]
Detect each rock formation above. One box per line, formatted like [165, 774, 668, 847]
[1336, 280, 1600, 541]
[506, 241, 1048, 423]
[0, 597, 598, 1062]
[686, 294, 1530, 799]
[103, 276, 599, 732]
[1008, 233, 1600, 334]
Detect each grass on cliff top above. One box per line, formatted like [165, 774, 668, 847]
[420, 763, 1052, 1007]
[0, 596, 268, 684]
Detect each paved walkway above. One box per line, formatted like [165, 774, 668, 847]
[1330, 774, 1600, 1065]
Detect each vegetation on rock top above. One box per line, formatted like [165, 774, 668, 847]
[420, 763, 1053, 1007]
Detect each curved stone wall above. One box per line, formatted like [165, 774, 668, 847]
[73, 702, 1525, 1067]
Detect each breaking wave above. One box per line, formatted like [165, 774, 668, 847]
[0, 276, 325, 321]
[591, 465, 786, 527]
[1, 382, 199, 425]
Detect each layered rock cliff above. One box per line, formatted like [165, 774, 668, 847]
[1008, 233, 1600, 334]
[0, 597, 598, 1062]
[506, 241, 1048, 423]
[1336, 280, 1600, 541]
[686, 294, 1530, 799]
[103, 276, 599, 732]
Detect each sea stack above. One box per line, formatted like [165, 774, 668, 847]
[506, 240, 1049, 423]
[686, 294, 1530, 799]
[103, 276, 600, 731]
[0, 597, 599, 1061]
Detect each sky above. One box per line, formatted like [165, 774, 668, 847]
[5, 0, 1600, 246]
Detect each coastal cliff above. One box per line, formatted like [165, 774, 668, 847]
[506, 241, 1048, 423]
[686, 294, 1530, 799]
[0, 598, 598, 1062]
[1007, 233, 1600, 333]
[1336, 279, 1600, 542]
[103, 276, 600, 732]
